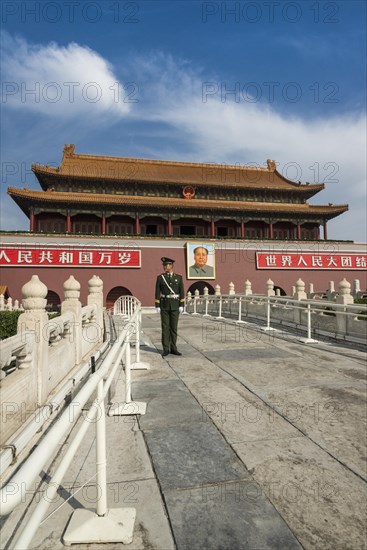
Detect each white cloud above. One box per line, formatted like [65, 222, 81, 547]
[1, 32, 130, 118]
[129, 54, 366, 241]
[1, 43, 366, 242]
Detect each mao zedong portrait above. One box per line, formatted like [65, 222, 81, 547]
[189, 246, 214, 278]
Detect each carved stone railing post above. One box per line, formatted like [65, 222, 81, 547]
[266, 279, 275, 297]
[293, 278, 307, 324]
[0, 294, 4, 311]
[6, 297, 13, 311]
[61, 276, 82, 365]
[215, 284, 221, 296]
[229, 282, 235, 295]
[336, 278, 353, 305]
[17, 275, 49, 405]
[88, 275, 104, 344]
[14, 299, 19, 310]
[244, 280, 252, 296]
[294, 278, 307, 300]
[203, 286, 209, 297]
[336, 278, 353, 335]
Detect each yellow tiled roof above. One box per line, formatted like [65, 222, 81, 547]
[7, 187, 349, 216]
[31, 144, 325, 193]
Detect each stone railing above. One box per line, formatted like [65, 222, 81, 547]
[185, 278, 367, 345]
[188, 277, 366, 301]
[0, 294, 23, 311]
[0, 274, 105, 446]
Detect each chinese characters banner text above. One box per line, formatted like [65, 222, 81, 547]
[256, 253, 366, 270]
[0, 247, 141, 268]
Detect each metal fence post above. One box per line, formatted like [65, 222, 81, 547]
[300, 303, 318, 344]
[262, 297, 275, 332]
[216, 295, 224, 319]
[108, 342, 147, 416]
[131, 310, 150, 370]
[236, 296, 245, 324]
[192, 295, 199, 315]
[96, 378, 107, 517]
[203, 296, 210, 317]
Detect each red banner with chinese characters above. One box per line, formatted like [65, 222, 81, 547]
[0, 247, 141, 268]
[256, 253, 367, 270]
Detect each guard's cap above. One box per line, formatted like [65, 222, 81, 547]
[161, 257, 175, 265]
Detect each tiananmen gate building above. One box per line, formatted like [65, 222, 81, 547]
[2, 144, 366, 307]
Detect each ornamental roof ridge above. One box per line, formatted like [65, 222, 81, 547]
[45, 147, 278, 172]
[59, 144, 276, 172]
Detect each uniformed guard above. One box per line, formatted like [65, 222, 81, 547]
[155, 257, 185, 356]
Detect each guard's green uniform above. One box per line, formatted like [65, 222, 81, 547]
[155, 272, 185, 353]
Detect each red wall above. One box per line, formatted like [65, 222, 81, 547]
[1, 236, 366, 306]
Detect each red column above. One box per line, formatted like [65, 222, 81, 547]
[30, 209, 35, 232]
[66, 211, 71, 233]
[241, 221, 245, 238]
[323, 221, 328, 240]
[168, 216, 172, 235]
[269, 222, 273, 239]
[102, 214, 106, 235]
[135, 216, 140, 235]
[297, 223, 301, 240]
[211, 218, 215, 237]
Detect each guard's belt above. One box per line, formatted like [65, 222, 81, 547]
[161, 294, 179, 299]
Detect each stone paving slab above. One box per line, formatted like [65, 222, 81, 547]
[164, 361, 301, 445]
[205, 347, 293, 360]
[256, 383, 367, 480]
[144, 423, 250, 491]
[233, 437, 367, 550]
[132, 378, 191, 399]
[164, 483, 302, 550]
[217, 357, 366, 393]
[132, 380, 204, 431]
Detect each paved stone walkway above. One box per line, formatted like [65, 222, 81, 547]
[133, 313, 366, 550]
[1, 312, 366, 549]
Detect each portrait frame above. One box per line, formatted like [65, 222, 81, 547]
[186, 242, 216, 279]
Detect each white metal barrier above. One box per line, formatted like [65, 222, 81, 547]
[112, 295, 150, 371]
[185, 294, 367, 345]
[113, 295, 139, 317]
[1, 303, 149, 549]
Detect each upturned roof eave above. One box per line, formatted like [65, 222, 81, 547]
[31, 165, 325, 195]
[7, 187, 349, 219]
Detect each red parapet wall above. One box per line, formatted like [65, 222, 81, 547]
[1, 236, 366, 306]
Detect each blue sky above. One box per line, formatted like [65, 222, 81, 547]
[1, 0, 366, 241]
